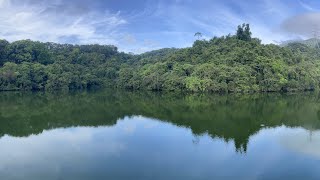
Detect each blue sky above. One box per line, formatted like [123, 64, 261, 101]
[0, 0, 320, 53]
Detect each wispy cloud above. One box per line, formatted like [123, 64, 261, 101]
[141, 0, 295, 45]
[299, 0, 316, 11]
[0, 0, 127, 45]
[0, 0, 318, 53]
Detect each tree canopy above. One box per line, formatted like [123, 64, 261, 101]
[0, 24, 320, 92]
[236, 23, 252, 41]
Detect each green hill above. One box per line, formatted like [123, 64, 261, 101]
[1, 24, 320, 92]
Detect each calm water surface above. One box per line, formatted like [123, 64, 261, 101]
[0, 90, 320, 180]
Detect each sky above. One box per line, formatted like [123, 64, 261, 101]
[0, 0, 320, 53]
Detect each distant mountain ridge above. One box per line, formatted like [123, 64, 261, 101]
[282, 38, 320, 48]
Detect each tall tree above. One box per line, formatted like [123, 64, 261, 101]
[194, 32, 203, 40]
[236, 23, 252, 41]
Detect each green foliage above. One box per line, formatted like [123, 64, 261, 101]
[0, 24, 320, 92]
[194, 32, 203, 40]
[236, 23, 252, 41]
[0, 40, 126, 91]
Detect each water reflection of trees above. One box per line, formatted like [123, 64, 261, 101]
[1, 90, 320, 152]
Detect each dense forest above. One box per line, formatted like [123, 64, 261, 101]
[1, 24, 320, 92]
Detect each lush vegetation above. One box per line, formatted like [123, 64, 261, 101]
[1, 24, 320, 92]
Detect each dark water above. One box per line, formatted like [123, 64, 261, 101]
[0, 90, 320, 180]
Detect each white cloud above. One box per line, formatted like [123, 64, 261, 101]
[0, 0, 127, 45]
[0, 0, 315, 53]
[299, 0, 316, 11]
[144, 0, 297, 46]
[280, 13, 320, 38]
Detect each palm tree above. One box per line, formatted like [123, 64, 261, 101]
[194, 32, 202, 40]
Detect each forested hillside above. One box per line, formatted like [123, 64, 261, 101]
[1, 24, 320, 92]
[281, 38, 320, 49]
